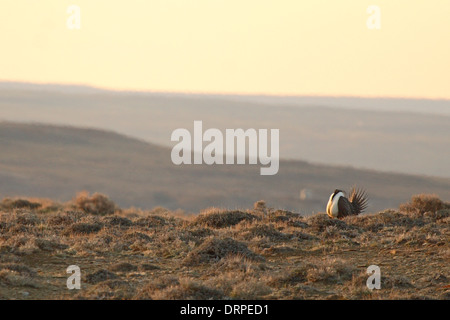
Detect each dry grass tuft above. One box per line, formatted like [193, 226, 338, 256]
[432, 209, 450, 220]
[214, 254, 264, 273]
[102, 216, 133, 228]
[183, 237, 263, 265]
[0, 270, 39, 288]
[123, 231, 153, 243]
[306, 258, 356, 284]
[344, 209, 423, 232]
[238, 224, 291, 242]
[109, 262, 138, 273]
[150, 278, 225, 300]
[0, 264, 36, 277]
[135, 215, 168, 228]
[85, 269, 119, 284]
[267, 266, 309, 287]
[230, 279, 272, 299]
[73, 191, 117, 215]
[34, 238, 69, 252]
[399, 194, 446, 215]
[1, 198, 41, 210]
[253, 200, 267, 214]
[191, 208, 257, 228]
[307, 213, 357, 233]
[47, 214, 76, 226]
[72, 279, 136, 300]
[63, 222, 103, 235]
[383, 275, 414, 289]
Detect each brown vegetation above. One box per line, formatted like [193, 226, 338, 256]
[399, 194, 450, 215]
[0, 193, 448, 300]
[73, 191, 118, 216]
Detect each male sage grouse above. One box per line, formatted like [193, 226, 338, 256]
[326, 187, 368, 219]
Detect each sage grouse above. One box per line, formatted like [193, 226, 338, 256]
[326, 187, 368, 219]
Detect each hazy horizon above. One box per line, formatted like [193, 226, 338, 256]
[1, 80, 450, 115]
[1, 81, 449, 178]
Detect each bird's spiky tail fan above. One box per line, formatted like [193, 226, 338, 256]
[348, 187, 369, 215]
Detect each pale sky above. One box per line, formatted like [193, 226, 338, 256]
[1, 1, 449, 98]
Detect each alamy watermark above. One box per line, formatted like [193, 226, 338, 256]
[65, 5, 381, 31]
[366, 265, 381, 290]
[171, 121, 279, 175]
[66, 265, 81, 290]
[66, 5, 81, 30]
[367, 5, 381, 30]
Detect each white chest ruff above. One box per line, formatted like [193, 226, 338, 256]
[327, 192, 344, 218]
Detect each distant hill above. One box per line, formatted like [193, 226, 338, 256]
[0, 122, 449, 214]
[1, 82, 449, 177]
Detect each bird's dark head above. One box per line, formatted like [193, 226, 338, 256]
[332, 189, 344, 199]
